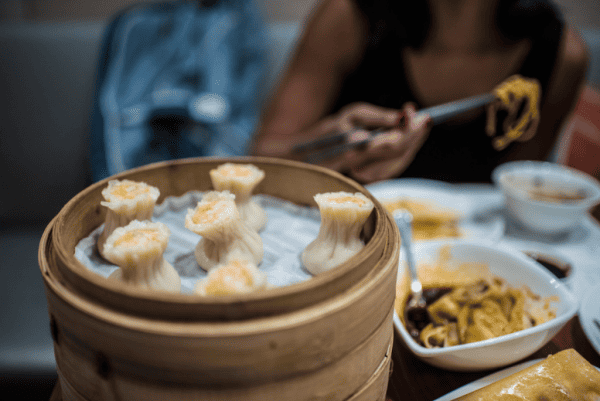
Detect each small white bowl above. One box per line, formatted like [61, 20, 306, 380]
[394, 240, 578, 371]
[491, 161, 600, 234]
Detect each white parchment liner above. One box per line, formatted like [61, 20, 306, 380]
[75, 191, 322, 294]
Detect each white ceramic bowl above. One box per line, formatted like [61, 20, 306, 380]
[491, 161, 600, 234]
[394, 240, 578, 371]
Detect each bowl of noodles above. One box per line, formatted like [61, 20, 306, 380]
[393, 240, 577, 371]
[492, 161, 600, 234]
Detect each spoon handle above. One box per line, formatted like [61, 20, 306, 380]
[393, 210, 421, 294]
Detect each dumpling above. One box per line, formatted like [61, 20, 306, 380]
[102, 220, 181, 293]
[301, 192, 374, 275]
[97, 179, 160, 260]
[195, 259, 268, 296]
[185, 191, 263, 271]
[209, 163, 267, 231]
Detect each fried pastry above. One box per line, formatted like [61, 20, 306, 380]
[455, 349, 600, 400]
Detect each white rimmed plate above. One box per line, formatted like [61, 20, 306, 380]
[580, 283, 600, 356]
[366, 178, 504, 242]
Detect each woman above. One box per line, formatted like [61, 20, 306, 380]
[250, 0, 589, 184]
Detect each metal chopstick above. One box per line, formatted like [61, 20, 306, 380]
[295, 92, 496, 163]
[425, 93, 495, 125]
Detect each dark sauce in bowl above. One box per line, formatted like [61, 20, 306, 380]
[404, 287, 453, 345]
[523, 252, 572, 280]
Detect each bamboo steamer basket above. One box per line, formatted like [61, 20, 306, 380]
[39, 157, 399, 400]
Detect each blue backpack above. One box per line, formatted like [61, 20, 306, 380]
[89, 0, 268, 181]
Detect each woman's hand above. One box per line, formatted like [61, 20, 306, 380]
[317, 102, 432, 183]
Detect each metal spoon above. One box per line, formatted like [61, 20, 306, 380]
[393, 210, 429, 331]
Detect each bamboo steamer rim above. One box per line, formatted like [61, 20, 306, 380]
[50, 156, 391, 319]
[41, 212, 399, 337]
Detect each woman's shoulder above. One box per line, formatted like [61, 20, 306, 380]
[296, 0, 369, 70]
[548, 26, 590, 98]
[561, 27, 590, 74]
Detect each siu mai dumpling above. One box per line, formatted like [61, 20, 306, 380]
[103, 220, 181, 293]
[209, 163, 267, 231]
[195, 259, 268, 296]
[185, 191, 263, 271]
[97, 179, 160, 259]
[302, 192, 374, 275]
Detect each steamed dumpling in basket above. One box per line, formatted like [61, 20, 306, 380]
[97, 179, 160, 260]
[209, 163, 267, 232]
[302, 192, 374, 275]
[103, 220, 181, 293]
[185, 191, 263, 271]
[195, 259, 268, 296]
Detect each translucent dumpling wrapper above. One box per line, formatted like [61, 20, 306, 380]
[102, 220, 181, 293]
[185, 191, 263, 271]
[195, 259, 268, 296]
[301, 192, 374, 275]
[97, 179, 160, 259]
[209, 163, 267, 232]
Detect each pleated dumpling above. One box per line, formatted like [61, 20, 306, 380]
[103, 220, 181, 293]
[209, 163, 267, 232]
[195, 259, 268, 296]
[97, 179, 160, 259]
[185, 191, 263, 271]
[301, 192, 374, 275]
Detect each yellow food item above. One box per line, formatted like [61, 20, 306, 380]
[455, 349, 600, 400]
[191, 199, 234, 225]
[103, 220, 181, 293]
[113, 229, 161, 248]
[209, 163, 267, 232]
[382, 198, 461, 241]
[97, 179, 160, 260]
[397, 246, 558, 348]
[185, 191, 263, 272]
[301, 192, 374, 275]
[487, 75, 541, 151]
[195, 259, 268, 296]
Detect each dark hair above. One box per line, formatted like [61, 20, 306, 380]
[359, 0, 561, 49]
[497, 0, 563, 41]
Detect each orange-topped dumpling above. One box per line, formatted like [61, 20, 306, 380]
[209, 163, 267, 231]
[97, 179, 160, 259]
[103, 220, 180, 293]
[302, 192, 374, 275]
[185, 191, 263, 271]
[195, 259, 268, 296]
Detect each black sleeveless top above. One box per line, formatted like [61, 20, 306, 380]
[332, 0, 564, 183]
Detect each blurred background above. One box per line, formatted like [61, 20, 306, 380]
[0, 0, 598, 399]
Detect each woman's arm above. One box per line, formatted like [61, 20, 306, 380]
[501, 26, 590, 163]
[250, 0, 369, 158]
[250, 0, 432, 184]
